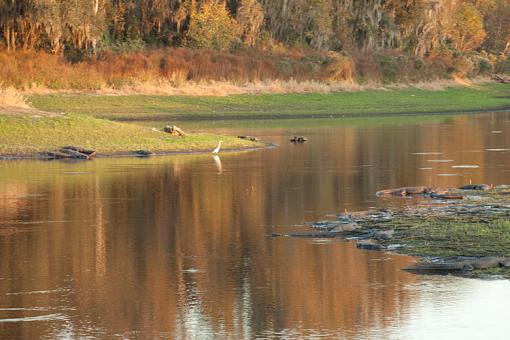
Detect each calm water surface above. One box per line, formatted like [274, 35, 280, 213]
[1, 112, 510, 339]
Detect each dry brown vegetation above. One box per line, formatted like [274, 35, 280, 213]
[0, 84, 29, 108]
[1, 49, 350, 90]
[0, 0, 508, 97]
[1, 48, 506, 96]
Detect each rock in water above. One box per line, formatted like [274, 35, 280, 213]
[237, 136, 259, 141]
[134, 150, 154, 157]
[290, 136, 308, 143]
[330, 222, 361, 232]
[500, 259, 510, 268]
[373, 229, 394, 240]
[356, 241, 386, 251]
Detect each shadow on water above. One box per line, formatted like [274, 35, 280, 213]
[1, 112, 510, 338]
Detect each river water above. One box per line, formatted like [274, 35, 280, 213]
[1, 112, 510, 339]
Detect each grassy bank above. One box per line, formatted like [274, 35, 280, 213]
[30, 83, 510, 122]
[0, 113, 258, 157]
[2, 82, 508, 157]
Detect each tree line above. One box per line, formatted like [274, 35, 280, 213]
[1, 0, 509, 58]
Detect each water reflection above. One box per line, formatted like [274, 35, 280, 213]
[212, 155, 222, 174]
[1, 112, 510, 338]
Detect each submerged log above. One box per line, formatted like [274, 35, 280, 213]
[458, 184, 492, 191]
[272, 231, 345, 238]
[376, 186, 433, 196]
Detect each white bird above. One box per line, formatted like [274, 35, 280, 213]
[212, 140, 223, 154]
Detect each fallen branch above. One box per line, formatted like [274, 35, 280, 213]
[164, 125, 187, 136]
[492, 74, 510, 84]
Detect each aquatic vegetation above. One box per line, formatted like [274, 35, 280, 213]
[303, 186, 510, 279]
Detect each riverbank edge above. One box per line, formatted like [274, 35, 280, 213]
[113, 106, 510, 122]
[0, 143, 271, 161]
[2, 82, 509, 159]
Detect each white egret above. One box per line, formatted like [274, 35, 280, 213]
[212, 141, 223, 154]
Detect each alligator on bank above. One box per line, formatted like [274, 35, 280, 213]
[405, 256, 510, 273]
[42, 146, 97, 160]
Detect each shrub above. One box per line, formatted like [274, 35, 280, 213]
[477, 56, 494, 74]
[495, 56, 510, 74]
[96, 35, 146, 54]
[185, 2, 240, 51]
[453, 56, 475, 78]
[321, 53, 354, 82]
[378, 54, 400, 83]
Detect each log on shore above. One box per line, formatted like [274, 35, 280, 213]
[492, 74, 510, 84]
[164, 125, 187, 136]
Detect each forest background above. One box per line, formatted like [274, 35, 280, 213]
[0, 0, 509, 92]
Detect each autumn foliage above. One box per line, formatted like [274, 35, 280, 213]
[0, 0, 509, 90]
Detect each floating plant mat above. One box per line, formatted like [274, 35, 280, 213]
[275, 185, 510, 279]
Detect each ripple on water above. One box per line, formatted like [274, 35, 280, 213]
[451, 165, 480, 169]
[5, 288, 68, 296]
[183, 268, 204, 274]
[0, 314, 68, 323]
[427, 159, 454, 163]
[486, 148, 510, 152]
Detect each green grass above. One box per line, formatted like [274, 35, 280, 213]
[384, 217, 510, 258]
[29, 84, 510, 122]
[0, 114, 258, 156]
